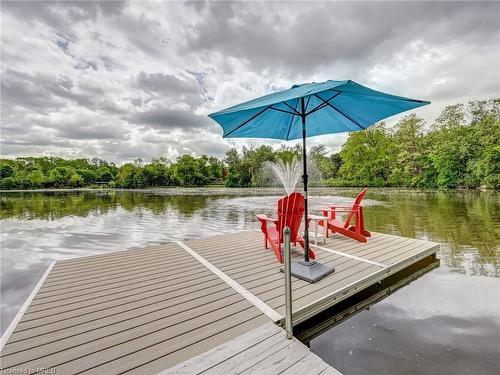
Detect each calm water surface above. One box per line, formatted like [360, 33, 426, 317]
[1, 188, 499, 374]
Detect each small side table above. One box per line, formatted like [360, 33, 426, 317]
[308, 214, 328, 245]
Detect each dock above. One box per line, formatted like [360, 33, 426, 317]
[159, 322, 341, 375]
[0, 230, 439, 374]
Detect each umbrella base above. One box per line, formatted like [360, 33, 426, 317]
[289, 260, 335, 283]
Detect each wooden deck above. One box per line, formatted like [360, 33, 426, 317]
[160, 323, 341, 375]
[0, 230, 439, 374]
[185, 230, 439, 324]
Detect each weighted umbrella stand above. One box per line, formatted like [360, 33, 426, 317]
[291, 97, 335, 283]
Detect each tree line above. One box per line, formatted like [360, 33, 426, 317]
[1, 99, 498, 190]
[0, 155, 224, 189]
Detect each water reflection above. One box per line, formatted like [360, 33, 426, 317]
[311, 269, 500, 375]
[356, 190, 499, 277]
[0, 191, 217, 219]
[2, 189, 497, 277]
[1, 188, 499, 371]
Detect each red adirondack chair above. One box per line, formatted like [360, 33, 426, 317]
[319, 188, 371, 243]
[257, 192, 316, 263]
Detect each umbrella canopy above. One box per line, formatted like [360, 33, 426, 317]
[208, 79, 430, 278]
[209, 80, 430, 140]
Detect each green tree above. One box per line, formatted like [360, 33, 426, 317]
[224, 149, 239, 187]
[146, 158, 172, 186]
[97, 167, 113, 182]
[48, 167, 73, 187]
[329, 153, 343, 179]
[76, 169, 98, 185]
[390, 114, 427, 187]
[247, 145, 275, 185]
[116, 163, 137, 188]
[172, 155, 209, 186]
[0, 164, 14, 178]
[310, 144, 335, 179]
[133, 168, 151, 188]
[427, 105, 475, 187]
[339, 123, 394, 186]
[69, 173, 84, 187]
[275, 144, 302, 163]
[0, 177, 19, 189]
[27, 169, 46, 188]
[205, 156, 223, 183]
[465, 99, 500, 188]
[224, 148, 251, 187]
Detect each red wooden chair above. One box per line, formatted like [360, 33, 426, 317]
[319, 188, 371, 243]
[257, 192, 316, 263]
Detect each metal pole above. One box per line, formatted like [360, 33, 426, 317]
[301, 97, 310, 263]
[283, 226, 293, 339]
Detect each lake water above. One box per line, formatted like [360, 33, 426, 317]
[1, 188, 499, 374]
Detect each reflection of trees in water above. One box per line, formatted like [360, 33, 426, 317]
[169, 195, 213, 216]
[0, 192, 116, 220]
[1, 189, 498, 276]
[0, 191, 214, 220]
[363, 190, 499, 276]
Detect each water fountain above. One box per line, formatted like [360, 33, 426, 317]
[262, 156, 323, 195]
[266, 159, 302, 195]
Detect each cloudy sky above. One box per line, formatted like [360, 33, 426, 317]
[1, 1, 499, 163]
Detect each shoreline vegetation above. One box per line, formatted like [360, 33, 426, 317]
[0, 186, 496, 194]
[1, 100, 498, 191]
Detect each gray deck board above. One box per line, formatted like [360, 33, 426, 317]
[158, 322, 279, 375]
[46, 250, 196, 279]
[27, 272, 221, 314]
[5, 293, 244, 364]
[31, 265, 212, 307]
[11, 304, 261, 373]
[6, 284, 233, 351]
[0, 229, 438, 374]
[280, 353, 331, 375]
[160, 323, 338, 375]
[238, 339, 309, 374]
[186, 231, 383, 319]
[20, 274, 222, 330]
[201, 331, 291, 375]
[123, 316, 271, 375]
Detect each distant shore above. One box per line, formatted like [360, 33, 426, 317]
[0, 186, 494, 195]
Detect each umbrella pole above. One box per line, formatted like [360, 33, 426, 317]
[301, 109, 310, 263]
[287, 97, 335, 283]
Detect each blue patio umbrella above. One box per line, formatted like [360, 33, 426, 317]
[208, 80, 430, 282]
